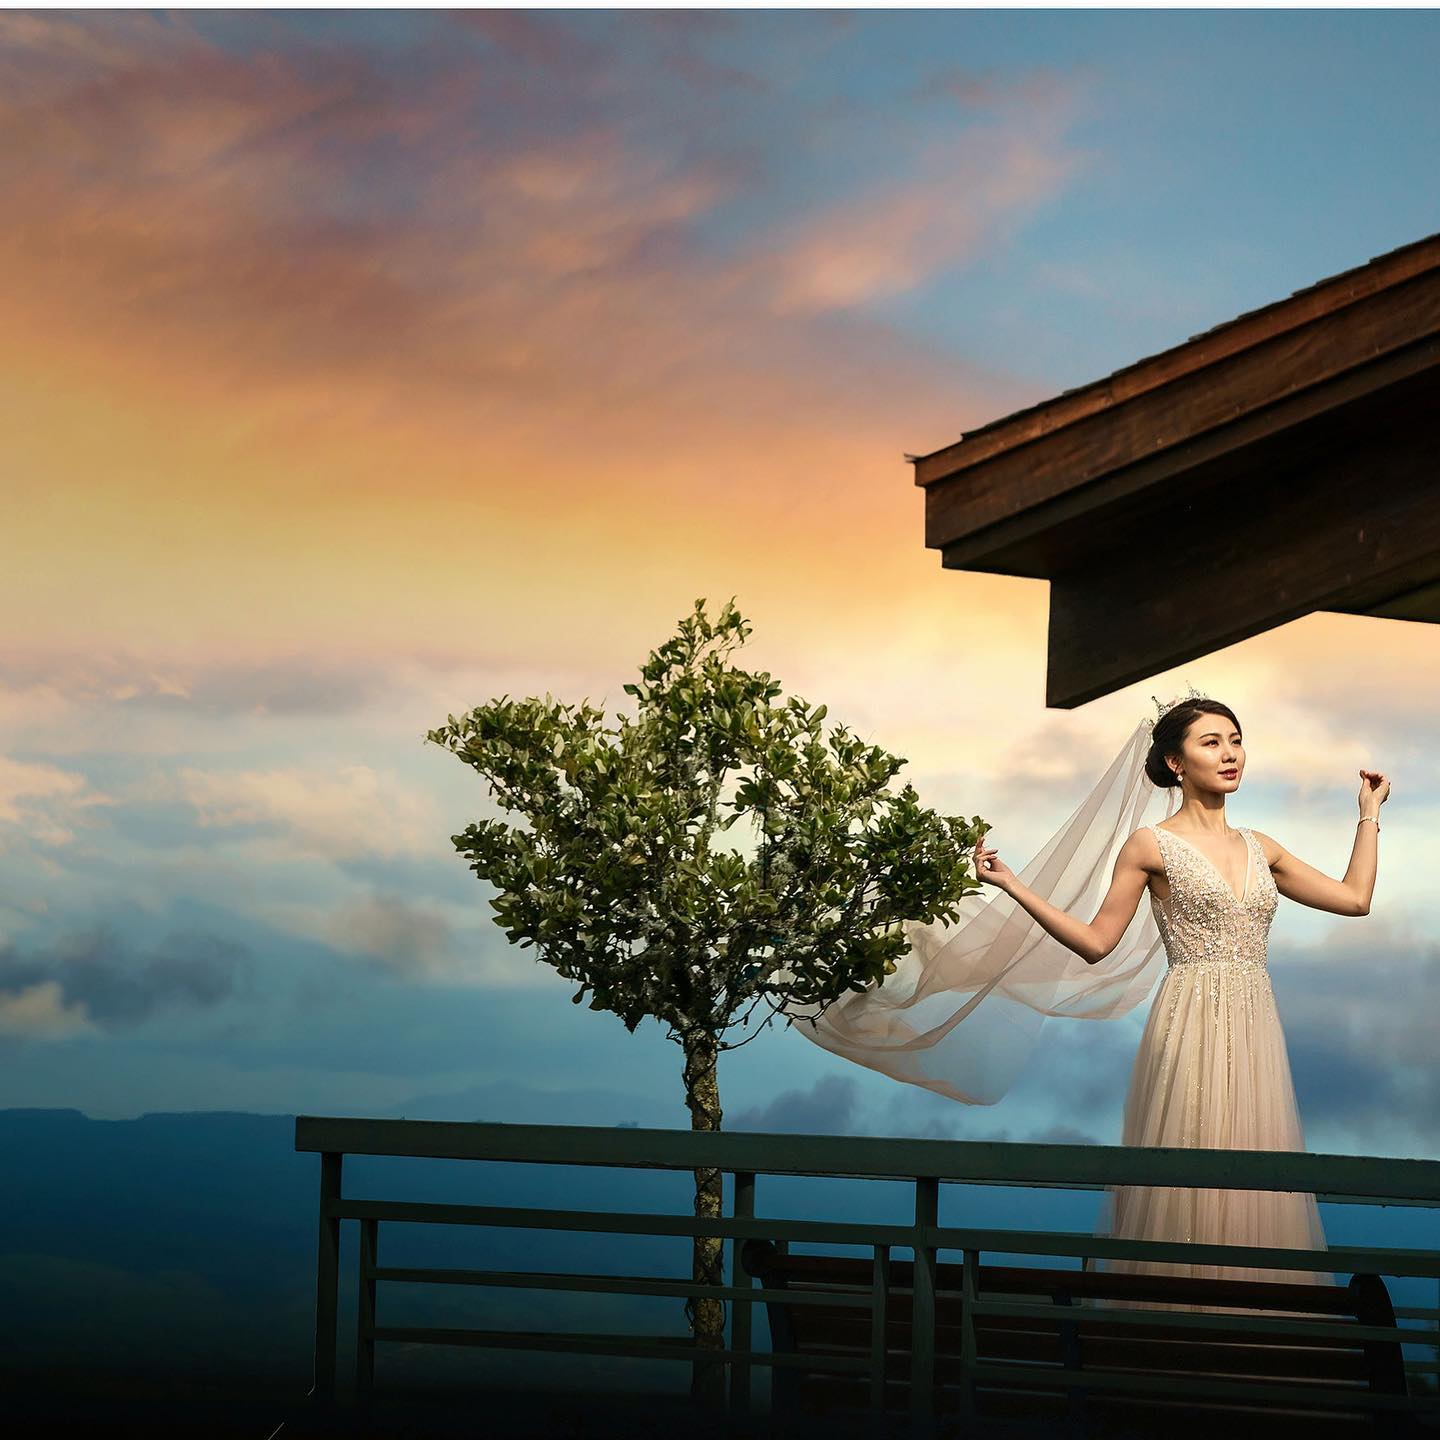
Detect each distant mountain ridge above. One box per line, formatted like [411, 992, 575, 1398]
[0, 1104, 720, 1393]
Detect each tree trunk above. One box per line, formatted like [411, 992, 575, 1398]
[681, 1023, 726, 1411]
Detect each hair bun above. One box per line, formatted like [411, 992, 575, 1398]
[1144, 740, 1180, 788]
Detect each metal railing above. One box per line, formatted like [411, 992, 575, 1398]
[295, 1117, 1440, 1428]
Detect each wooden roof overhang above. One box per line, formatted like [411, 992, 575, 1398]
[913, 233, 1440, 708]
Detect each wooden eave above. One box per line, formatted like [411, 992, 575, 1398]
[913, 232, 1440, 707]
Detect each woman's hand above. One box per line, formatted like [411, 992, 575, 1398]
[973, 837, 1016, 892]
[1358, 768, 1391, 818]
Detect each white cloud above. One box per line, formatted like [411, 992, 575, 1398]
[179, 763, 442, 861]
[248, 891, 545, 990]
[0, 754, 117, 849]
[0, 979, 95, 1039]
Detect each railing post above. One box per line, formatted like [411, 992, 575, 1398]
[730, 1171, 755, 1420]
[313, 1150, 342, 1403]
[870, 1244, 892, 1423]
[910, 1176, 939, 1435]
[959, 1248, 978, 1426]
[357, 1216, 378, 1396]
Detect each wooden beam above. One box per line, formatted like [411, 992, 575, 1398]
[1334, 578, 1440, 624]
[935, 335, 1440, 579]
[1040, 381, 1440, 708]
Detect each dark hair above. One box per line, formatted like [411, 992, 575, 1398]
[1144, 698, 1242, 788]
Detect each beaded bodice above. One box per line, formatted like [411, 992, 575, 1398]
[1147, 823, 1277, 971]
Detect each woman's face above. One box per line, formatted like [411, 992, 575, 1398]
[1176, 712, 1244, 794]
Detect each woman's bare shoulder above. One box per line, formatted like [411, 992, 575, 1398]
[1245, 827, 1287, 867]
[1125, 824, 1162, 869]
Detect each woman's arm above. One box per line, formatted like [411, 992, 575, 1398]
[974, 829, 1154, 965]
[1257, 824, 1377, 916]
[1254, 767, 1390, 917]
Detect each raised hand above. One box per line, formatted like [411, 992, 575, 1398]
[973, 837, 1016, 891]
[1358, 768, 1391, 816]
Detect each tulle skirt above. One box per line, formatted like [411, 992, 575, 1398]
[1096, 960, 1334, 1302]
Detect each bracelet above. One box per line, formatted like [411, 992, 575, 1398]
[1358, 815, 1380, 831]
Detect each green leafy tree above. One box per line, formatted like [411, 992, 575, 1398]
[425, 597, 988, 1403]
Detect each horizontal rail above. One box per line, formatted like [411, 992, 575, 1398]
[328, 1197, 1440, 1278]
[928, 1225, 1440, 1279]
[366, 1264, 1440, 1340]
[968, 1296, 1434, 1346]
[331, 1196, 912, 1246]
[364, 1262, 1440, 1346]
[956, 1358, 1435, 1414]
[366, 1327, 870, 1373]
[295, 1116, 1440, 1205]
[369, 1264, 872, 1308]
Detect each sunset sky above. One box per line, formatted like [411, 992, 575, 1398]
[3, 6, 1439, 1166]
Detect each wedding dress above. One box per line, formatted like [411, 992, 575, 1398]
[784, 710, 1333, 1292]
[1096, 821, 1333, 1290]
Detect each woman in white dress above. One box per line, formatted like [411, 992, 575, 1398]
[971, 696, 1389, 1286]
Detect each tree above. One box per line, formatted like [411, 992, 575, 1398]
[425, 596, 988, 1406]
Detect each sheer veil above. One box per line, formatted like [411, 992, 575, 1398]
[784, 715, 1181, 1105]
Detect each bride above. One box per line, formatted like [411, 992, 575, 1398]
[971, 694, 1388, 1286]
[787, 690, 1389, 1288]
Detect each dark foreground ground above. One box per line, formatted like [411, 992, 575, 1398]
[3, 1383, 939, 1440]
[2, 1368, 882, 1440]
[10, 1367, 1435, 1440]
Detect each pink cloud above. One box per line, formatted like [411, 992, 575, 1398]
[0, 11, 1091, 518]
[749, 127, 1091, 313]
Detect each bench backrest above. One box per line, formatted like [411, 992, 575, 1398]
[740, 1241, 1409, 1429]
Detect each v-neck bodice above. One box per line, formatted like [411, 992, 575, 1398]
[1146, 823, 1277, 971]
[1157, 825, 1253, 905]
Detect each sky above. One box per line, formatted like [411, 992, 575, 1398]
[3, 6, 1440, 1169]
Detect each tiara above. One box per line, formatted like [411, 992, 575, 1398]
[1142, 683, 1206, 732]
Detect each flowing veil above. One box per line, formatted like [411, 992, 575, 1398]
[783, 716, 1181, 1105]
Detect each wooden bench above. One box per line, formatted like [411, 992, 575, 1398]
[740, 1239, 1416, 1436]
